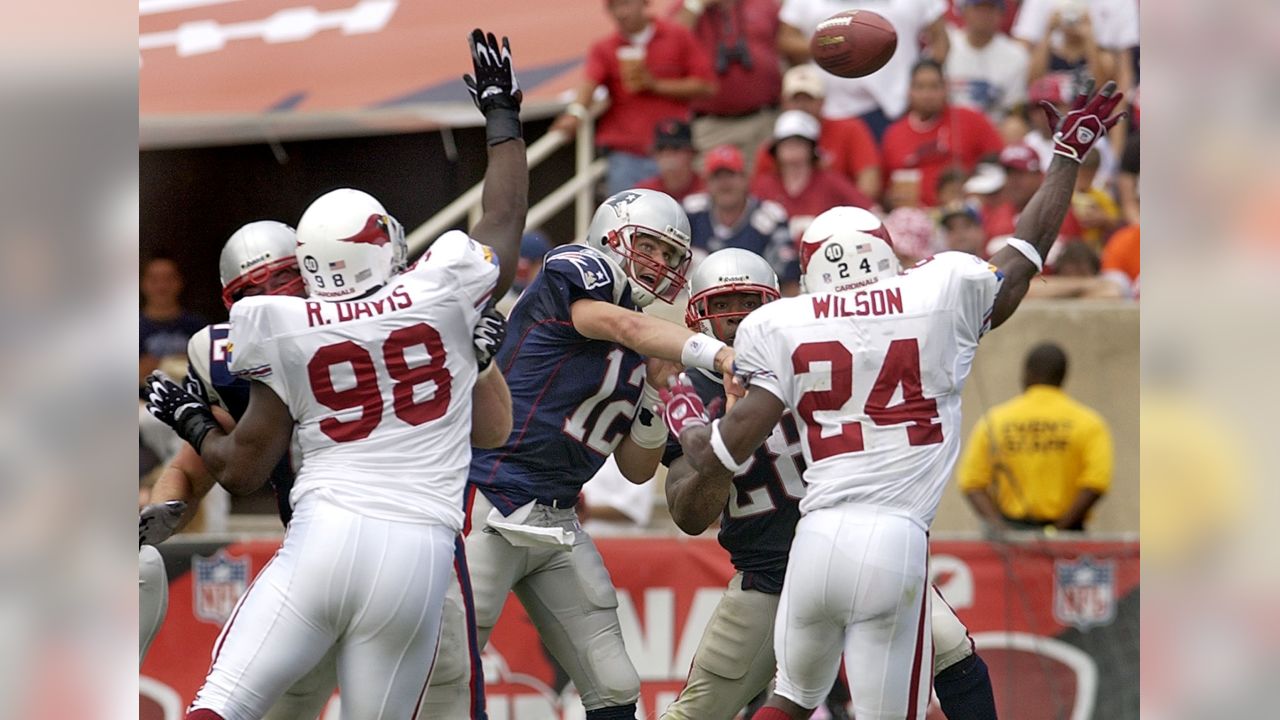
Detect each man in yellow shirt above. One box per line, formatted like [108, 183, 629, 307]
[958, 343, 1113, 531]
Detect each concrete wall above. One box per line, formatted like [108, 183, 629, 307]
[932, 299, 1139, 533]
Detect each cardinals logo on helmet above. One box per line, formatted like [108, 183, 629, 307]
[341, 215, 392, 247]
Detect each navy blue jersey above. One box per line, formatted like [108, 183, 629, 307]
[683, 194, 801, 284]
[663, 368, 806, 594]
[188, 322, 296, 525]
[471, 245, 645, 515]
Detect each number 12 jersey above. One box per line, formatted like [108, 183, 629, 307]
[226, 231, 499, 530]
[733, 252, 1003, 528]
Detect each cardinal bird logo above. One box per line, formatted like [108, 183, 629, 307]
[341, 215, 392, 247]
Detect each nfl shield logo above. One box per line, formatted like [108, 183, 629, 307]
[1053, 556, 1116, 630]
[193, 550, 251, 625]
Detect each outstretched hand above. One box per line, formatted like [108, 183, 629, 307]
[1039, 78, 1126, 163]
[464, 29, 522, 116]
[144, 371, 220, 453]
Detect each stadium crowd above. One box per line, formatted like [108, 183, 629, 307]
[554, 0, 1140, 300]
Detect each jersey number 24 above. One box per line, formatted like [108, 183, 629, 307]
[792, 338, 943, 461]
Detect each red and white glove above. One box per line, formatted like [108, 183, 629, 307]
[1040, 79, 1126, 163]
[658, 373, 712, 438]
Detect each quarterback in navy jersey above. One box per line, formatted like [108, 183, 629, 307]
[660, 246, 998, 720]
[423, 188, 738, 720]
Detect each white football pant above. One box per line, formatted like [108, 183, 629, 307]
[774, 504, 933, 719]
[189, 496, 454, 720]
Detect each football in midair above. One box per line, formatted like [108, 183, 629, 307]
[809, 10, 898, 79]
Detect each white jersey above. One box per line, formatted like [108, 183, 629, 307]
[734, 252, 1002, 528]
[226, 230, 499, 529]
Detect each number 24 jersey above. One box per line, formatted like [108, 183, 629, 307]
[226, 231, 498, 531]
[734, 252, 1003, 528]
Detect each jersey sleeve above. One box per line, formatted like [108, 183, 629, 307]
[732, 310, 788, 405]
[185, 326, 225, 410]
[541, 246, 627, 310]
[226, 298, 289, 401]
[422, 230, 501, 310]
[917, 251, 1004, 343]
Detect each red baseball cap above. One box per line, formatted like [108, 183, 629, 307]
[999, 143, 1042, 173]
[704, 144, 745, 176]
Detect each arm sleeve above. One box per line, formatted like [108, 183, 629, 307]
[732, 312, 788, 405]
[680, 25, 716, 82]
[542, 247, 627, 314]
[584, 40, 610, 85]
[1077, 414, 1114, 493]
[185, 326, 225, 409]
[226, 300, 289, 402]
[938, 251, 1004, 342]
[421, 230, 501, 312]
[956, 417, 994, 491]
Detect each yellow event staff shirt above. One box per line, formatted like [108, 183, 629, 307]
[957, 385, 1113, 523]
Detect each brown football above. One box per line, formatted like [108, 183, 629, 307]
[809, 9, 898, 79]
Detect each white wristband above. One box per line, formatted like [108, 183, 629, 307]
[1005, 238, 1043, 273]
[710, 419, 750, 474]
[681, 334, 727, 372]
[629, 382, 668, 449]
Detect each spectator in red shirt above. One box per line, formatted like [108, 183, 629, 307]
[551, 0, 716, 196]
[635, 118, 706, 203]
[670, 0, 782, 164]
[882, 59, 1005, 208]
[752, 64, 882, 200]
[750, 109, 874, 242]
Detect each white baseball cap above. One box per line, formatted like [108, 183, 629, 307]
[782, 64, 826, 99]
[772, 110, 821, 144]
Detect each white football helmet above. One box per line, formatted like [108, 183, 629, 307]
[295, 189, 407, 301]
[585, 188, 693, 307]
[685, 248, 780, 340]
[799, 206, 900, 293]
[219, 220, 304, 309]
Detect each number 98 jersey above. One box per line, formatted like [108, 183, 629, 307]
[733, 252, 1002, 528]
[226, 231, 499, 531]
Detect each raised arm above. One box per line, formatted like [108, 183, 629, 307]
[988, 79, 1125, 329]
[463, 29, 529, 299]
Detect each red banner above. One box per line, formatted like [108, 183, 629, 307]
[142, 537, 1138, 720]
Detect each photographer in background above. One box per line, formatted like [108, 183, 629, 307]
[671, 0, 782, 168]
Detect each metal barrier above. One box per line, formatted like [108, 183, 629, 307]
[405, 107, 605, 256]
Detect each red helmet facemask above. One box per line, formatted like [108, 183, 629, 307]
[685, 282, 781, 338]
[606, 225, 692, 304]
[221, 257, 305, 309]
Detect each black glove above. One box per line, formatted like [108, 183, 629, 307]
[184, 368, 212, 406]
[473, 303, 508, 372]
[144, 371, 220, 454]
[140, 500, 187, 547]
[464, 29, 523, 145]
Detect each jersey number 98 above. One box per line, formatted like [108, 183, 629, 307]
[307, 322, 452, 442]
